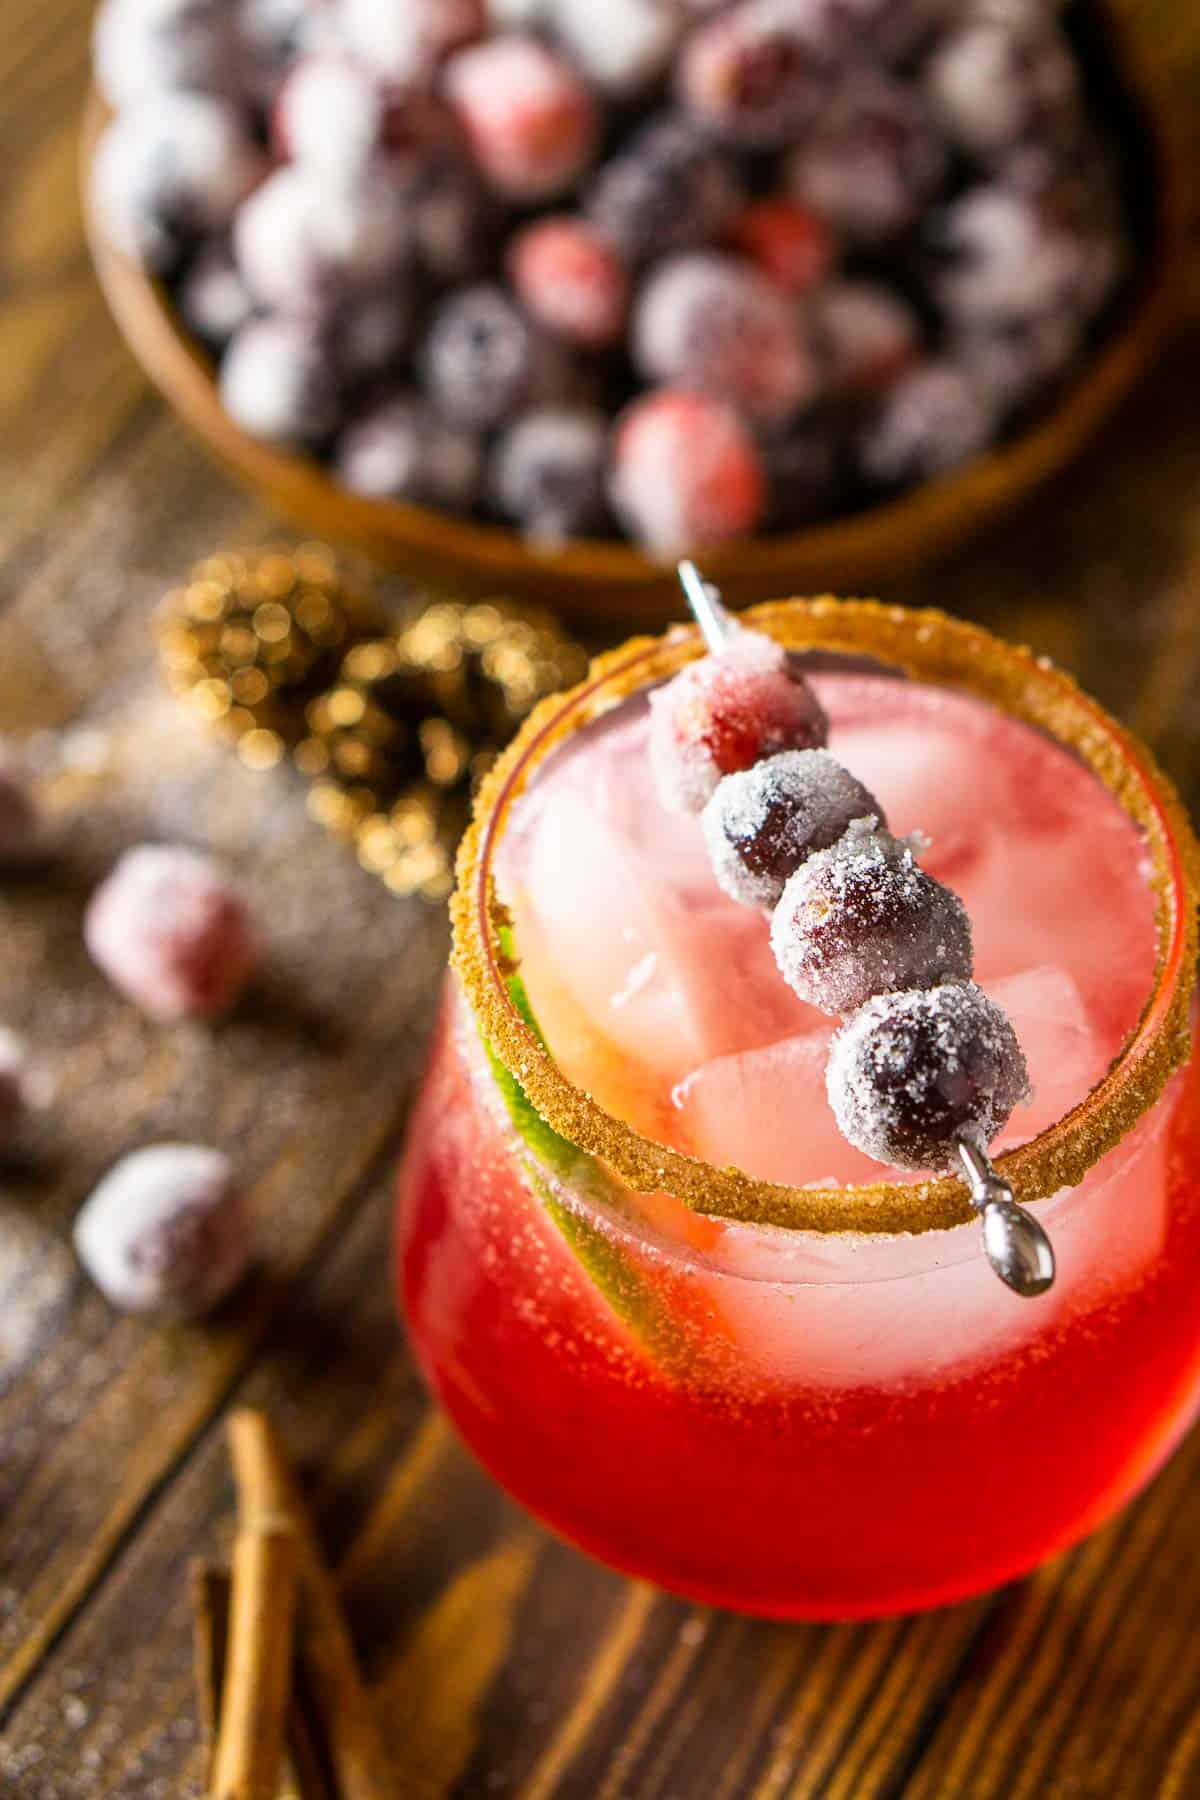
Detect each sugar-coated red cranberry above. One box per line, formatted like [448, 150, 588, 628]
[233, 163, 410, 314]
[811, 280, 921, 397]
[728, 199, 835, 297]
[648, 626, 828, 815]
[0, 744, 43, 868]
[585, 116, 744, 264]
[925, 16, 1079, 160]
[490, 406, 609, 544]
[272, 55, 384, 180]
[443, 35, 598, 203]
[220, 316, 341, 446]
[827, 982, 1029, 1171]
[341, 0, 485, 85]
[73, 1144, 252, 1318]
[858, 360, 995, 487]
[677, 0, 825, 148]
[85, 845, 260, 1022]
[553, 0, 682, 96]
[609, 390, 767, 556]
[91, 93, 266, 274]
[421, 283, 571, 429]
[771, 822, 973, 1015]
[786, 73, 944, 246]
[334, 393, 482, 508]
[703, 748, 882, 908]
[510, 217, 629, 350]
[178, 240, 256, 347]
[632, 252, 820, 425]
[92, 0, 237, 110]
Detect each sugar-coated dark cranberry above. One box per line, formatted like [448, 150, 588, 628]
[925, 15, 1080, 160]
[421, 284, 569, 430]
[334, 394, 482, 509]
[178, 240, 256, 347]
[490, 408, 610, 544]
[584, 116, 744, 264]
[73, 1144, 252, 1318]
[677, 0, 825, 149]
[858, 360, 995, 487]
[93, 0, 237, 110]
[810, 280, 921, 398]
[928, 180, 1122, 330]
[554, 0, 682, 96]
[632, 252, 821, 426]
[233, 162, 410, 316]
[771, 821, 973, 1014]
[649, 627, 828, 814]
[786, 73, 944, 246]
[703, 748, 883, 909]
[91, 93, 266, 274]
[219, 316, 341, 447]
[827, 981, 1030, 1171]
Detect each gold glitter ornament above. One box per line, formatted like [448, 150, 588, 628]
[155, 546, 382, 766]
[158, 550, 587, 902]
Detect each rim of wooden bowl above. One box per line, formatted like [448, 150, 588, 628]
[81, 8, 1190, 624]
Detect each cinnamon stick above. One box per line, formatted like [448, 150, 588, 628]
[211, 1424, 300, 1800]
[222, 1410, 397, 1800]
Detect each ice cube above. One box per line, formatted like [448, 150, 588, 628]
[987, 964, 1106, 1147]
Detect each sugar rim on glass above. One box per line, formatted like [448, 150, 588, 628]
[452, 598, 1200, 1236]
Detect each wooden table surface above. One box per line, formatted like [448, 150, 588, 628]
[4, 6, 1200, 1796]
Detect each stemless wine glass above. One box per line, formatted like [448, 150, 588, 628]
[396, 599, 1200, 1619]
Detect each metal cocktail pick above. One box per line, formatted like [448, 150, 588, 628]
[675, 560, 1057, 1300]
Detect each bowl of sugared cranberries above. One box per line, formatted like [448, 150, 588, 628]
[84, 0, 1184, 621]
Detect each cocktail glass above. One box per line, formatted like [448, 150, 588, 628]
[396, 598, 1200, 1619]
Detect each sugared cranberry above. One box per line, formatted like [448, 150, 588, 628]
[490, 407, 609, 544]
[407, 150, 500, 283]
[272, 55, 384, 180]
[92, 0, 236, 110]
[340, 0, 485, 85]
[585, 116, 744, 264]
[238, 0, 316, 103]
[0, 744, 43, 869]
[332, 290, 413, 385]
[233, 163, 410, 314]
[827, 982, 1029, 1171]
[952, 312, 1083, 419]
[786, 74, 944, 245]
[788, 0, 944, 65]
[811, 279, 921, 398]
[648, 626, 828, 815]
[421, 283, 569, 430]
[770, 821, 973, 1014]
[510, 217, 629, 350]
[677, 0, 824, 148]
[925, 16, 1079, 160]
[858, 360, 995, 487]
[178, 240, 255, 347]
[85, 846, 259, 1022]
[553, 0, 682, 96]
[74, 1143, 252, 1318]
[703, 748, 881, 908]
[608, 390, 766, 556]
[220, 316, 341, 446]
[91, 93, 266, 274]
[929, 181, 1121, 328]
[729, 199, 835, 297]
[443, 35, 598, 203]
[632, 253, 820, 425]
[334, 394, 482, 508]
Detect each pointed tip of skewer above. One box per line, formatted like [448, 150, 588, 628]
[676, 560, 732, 656]
[955, 1134, 1056, 1298]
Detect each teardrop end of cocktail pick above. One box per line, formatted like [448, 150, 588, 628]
[982, 1198, 1056, 1297]
[676, 560, 732, 655]
[956, 1133, 1056, 1298]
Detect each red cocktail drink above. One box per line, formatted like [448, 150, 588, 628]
[397, 601, 1200, 1618]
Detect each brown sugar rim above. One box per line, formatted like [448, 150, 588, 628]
[452, 598, 1200, 1234]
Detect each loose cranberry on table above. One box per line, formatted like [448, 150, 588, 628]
[85, 845, 259, 1023]
[74, 1143, 252, 1318]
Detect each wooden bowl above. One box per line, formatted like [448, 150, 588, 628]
[82, 6, 1188, 626]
